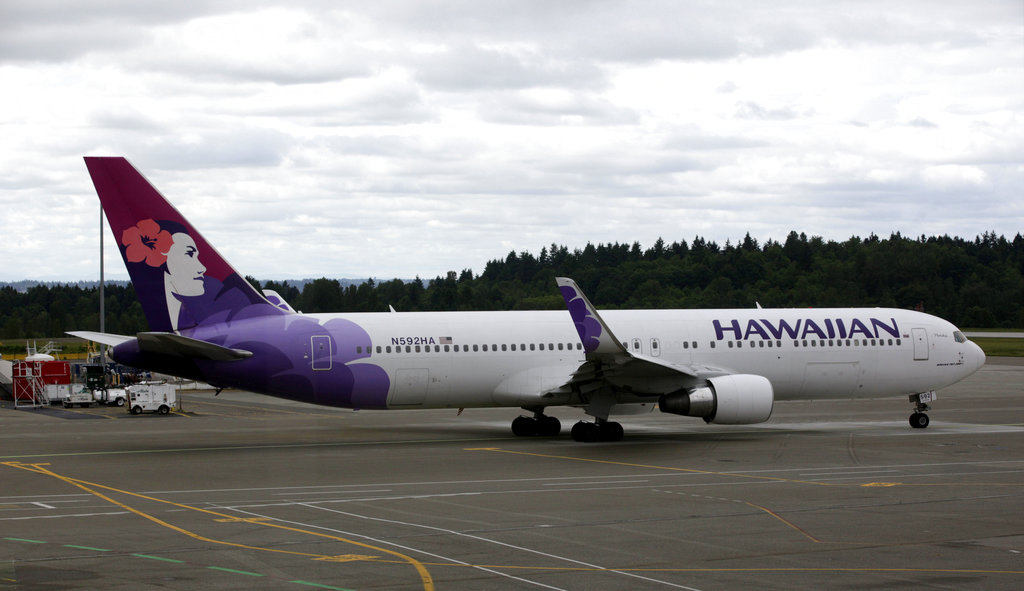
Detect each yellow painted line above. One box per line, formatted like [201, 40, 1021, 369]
[2, 461, 433, 591]
[744, 502, 824, 544]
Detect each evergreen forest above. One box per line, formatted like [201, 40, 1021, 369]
[2, 231, 1022, 340]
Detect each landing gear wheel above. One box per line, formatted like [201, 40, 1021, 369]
[598, 421, 624, 442]
[511, 415, 538, 436]
[909, 412, 929, 429]
[537, 415, 561, 437]
[571, 421, 599, 442]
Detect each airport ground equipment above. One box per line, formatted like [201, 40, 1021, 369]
[127, 382, 176, 415]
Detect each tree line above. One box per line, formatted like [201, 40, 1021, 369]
[1, 231, 1021, 339]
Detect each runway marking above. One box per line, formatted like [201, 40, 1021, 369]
[207, 566, 263, 576]
[230, 506, 578, 591]
[744, 502, 824, 544]
[285, 502, 704, 590]
[471, 448, 1024, 551]
[0, 436, 513, 460]
[1, 461, 434, 591]
[467, 448, 834, 486]
[133, 553, 184, 563]
[4, 535, 1023, 579]
[289, 581, 355, 590]
[468, 449, 1024, 488]
[63, 544, 111, 552]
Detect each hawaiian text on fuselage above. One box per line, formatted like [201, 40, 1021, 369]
[713, 317, 900, 341]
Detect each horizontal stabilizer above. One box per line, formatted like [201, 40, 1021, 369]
[137, 332, 253, 361]
[67, 330, 135, 347]
[262, 289, 297, 313]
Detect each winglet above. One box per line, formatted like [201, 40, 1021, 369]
[556, 277, 627, 355]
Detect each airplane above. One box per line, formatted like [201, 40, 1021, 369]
[71, 157, 986, 442]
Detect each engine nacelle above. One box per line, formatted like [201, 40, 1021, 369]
[658, 374, 774, 424]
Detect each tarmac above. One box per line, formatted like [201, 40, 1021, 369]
[1, 359, 1022, 590]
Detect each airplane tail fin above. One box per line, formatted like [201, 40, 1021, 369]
[84, 157, 287, 333]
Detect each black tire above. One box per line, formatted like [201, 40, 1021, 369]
[909, 412, 930, 429]
[158, 405, 170, 415]
[114, 397, 125, 407]
[131, 406, 142, 415]
[511, 415, 537, 436]
[537, 416, 561, 437]
[598, 421, 624, 442]
[571, 421, 599, 442]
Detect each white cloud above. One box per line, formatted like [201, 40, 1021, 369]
[0, 0, 1021, 281]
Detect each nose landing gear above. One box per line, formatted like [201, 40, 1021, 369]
[908, 391, 936, 429]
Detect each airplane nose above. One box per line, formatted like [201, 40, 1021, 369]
[969, 341, 986, 372]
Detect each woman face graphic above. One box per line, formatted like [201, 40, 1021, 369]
[164, 233, 206, 296]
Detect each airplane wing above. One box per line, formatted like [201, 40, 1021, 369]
[553, 278, 731, 415]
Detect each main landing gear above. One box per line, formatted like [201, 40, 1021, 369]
[909, 391, 936, 429]
[570, 419, 624, 442]
[509, 408, 625, 441]
[511, 411, 561, 437]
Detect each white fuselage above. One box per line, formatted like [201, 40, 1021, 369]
[308, 307, 985, 411]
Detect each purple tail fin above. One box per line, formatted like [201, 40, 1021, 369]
[85, 157, 287, 333]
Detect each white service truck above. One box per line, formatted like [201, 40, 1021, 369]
[126, 383, 177, 415]
[93, 387, 127, 407]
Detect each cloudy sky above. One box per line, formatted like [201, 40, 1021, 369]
[2, 0, 1021, 282]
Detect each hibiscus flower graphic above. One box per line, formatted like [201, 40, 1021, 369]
[121, 219, 173, 267]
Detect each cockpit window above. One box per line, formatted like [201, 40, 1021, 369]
[953, 331, 967, 343]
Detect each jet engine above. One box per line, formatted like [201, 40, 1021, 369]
[658, 374, 774, 424]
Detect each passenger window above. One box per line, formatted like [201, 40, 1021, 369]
[473, 344, 479, 352]
[502, 344, 508, 351]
